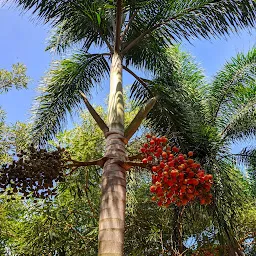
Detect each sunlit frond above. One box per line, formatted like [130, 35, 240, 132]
[31, 52, 109, 144]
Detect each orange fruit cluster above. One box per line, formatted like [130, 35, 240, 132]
[140, 135, 213, 207]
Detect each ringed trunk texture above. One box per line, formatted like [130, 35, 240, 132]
[98, 52, 127, 256]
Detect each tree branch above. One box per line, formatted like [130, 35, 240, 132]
[115, 0, 123, 52]
[125, 97, 157, 142]
[128, 153, 143, 161]
[80, 91, 109, 135]
[121, 161, 150, 170]
[65, 157, 107, 176]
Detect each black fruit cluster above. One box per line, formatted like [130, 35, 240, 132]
[0, 145, 66, 201]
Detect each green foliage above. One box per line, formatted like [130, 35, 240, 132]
[31, 53, 109, 145]
[0, 63, 29, 93]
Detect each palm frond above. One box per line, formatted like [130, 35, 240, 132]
[208, 47, 256, 125]
[233, 147, 256, 168]
[122, 0, 256, 54]
[31, 52, 109, 144]
[8, 0, 115, 53]
[208, 159, 249, 251]
[130, 46, 216, 158]
[221, 97, 256, 142]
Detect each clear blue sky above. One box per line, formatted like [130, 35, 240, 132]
[0, 5, 255, 153]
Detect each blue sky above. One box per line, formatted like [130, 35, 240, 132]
[0, 5, 255, 153]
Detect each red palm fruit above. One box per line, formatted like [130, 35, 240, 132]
[167, 180, 173, 186]
[146, 134, 152, 138]
[187, 188, 194, 194]
[187, 179, 194, 185]
[188, 151, 194, 157]
[168, 160, 175, 167]
[172, 146, 180, 153]
[151, 196, 157, 201]
[155, 181, 161, 187]
[166, 146, 171, 150]
[172, 184, 179, 191]
[168, 154, 174, 160]
[157, 200, 163, 207]
[154, 152, 161, 158]
[170, 170, 179, 177]
[178, 154, 185, 161]
[157, 147, 162, 153]
[160, 162, 165, 168]
[205, 174, 213, 180]
[161, 137, 168, 144]
[199, 177, 205, 183]
[166, 150, 171, 155]
[180, 185, 187, 193]
[144, 143, 149, 148]
[152, 166, 158, 172]
[178, 164, 185, 170]
[162, 152, 168, 158]
[150, 185, 157, 192]
[163, 177, 168, 183]
[150, 140, 155, 145]
[152, 136, 156, 140]
[163, 171, 168, 177]
[176, 201, 182, 207]
[147, 155, 153, 161]
[197, 171, 204, 178]
[141, 147, 146, 153]
[194, 190, 199, 196]
[142, 158, 148, 164]
[150, 147, 155, 152]
[187, 159, 194, 165]
[200, 198, 206, 205]
[157, 191, 164, 197]
[188, 171, 195, 178]
[191, 163, 198, 169]
[183, 179, 188, 184]
[166, 191, 173, 198]
[187, 193, 194, 200]
[178, 172, 185, 180]
[186, 167, 192, 172]
[192, 178, 199, 186]
[204, 185, 211, 192]
[181, 198, 189, 205]
[165, 198, 171, 205]
[164, 165, 170, 171]
[152, 174, 157, 180]
[155, 138, 160, 144]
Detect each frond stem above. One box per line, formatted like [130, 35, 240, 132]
[122, 65, 148, 91]
[80, 91, 109, 135]
[125, 97, 157, 142]
[115, 0, 123, 52]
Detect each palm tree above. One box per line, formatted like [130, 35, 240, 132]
[130, 46, 256, 255]
[5, 0, 256, 255]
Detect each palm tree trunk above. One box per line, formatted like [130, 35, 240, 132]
[98, 52, 126, 256]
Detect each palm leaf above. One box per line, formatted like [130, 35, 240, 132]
[221, 97, 256, 142]
[121, 0, 256, 54]
[208, 47, 256, 126]
[31, 52, 109, 144]
[233, 147, 256, 168]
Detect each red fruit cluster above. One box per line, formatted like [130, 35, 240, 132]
[141, 135, 213, 207]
